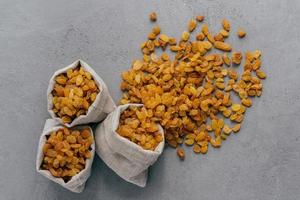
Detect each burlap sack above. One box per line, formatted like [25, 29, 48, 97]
[47, 59, 116, 127]
[95, 104, 165, 187]
[36, 119, 95, 193]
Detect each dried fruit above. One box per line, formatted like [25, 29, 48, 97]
[149, 12, 157, 22]
[196, 15, 205, 22]
[41, 128, 93, 182]
[214, 41, 232, 51]
[196, 32, 205, 41]
[232, 124, 241, 133]
[181, 31, 190, 41]
[120, 15, 266, 159]
[200, 145, 208, 154]
[232, 52, 242, 65]
[253, 50, 262, 59]
[152, 26, 161, 35]
[51, 66, 100, 124]
[241, 98, 252, 107]
[223, 125, 231, 135]
[222, 19, 230, 32]
[148, 32, 156, 40]
[207, 33, 215, 44]
[222, 53, 231, 66]
[220, 29, 229, 37]
[177, 148, 185, 160]
[232, 104, 241, 112]
[214, 33, 224, 42]
[169, 37, 177, 45]
[170, 45, 182, 52]
[185, 138, 195, 146]
[159, 34, 169, 43]
[237, 28, 246, 38]
[210, 136, 222, 148]
[256, 70, 266, 79]
[117, 106, 163, 151]
[252, 59, 261, 71]
[193, 144, 201, 153]
[201, 23, 209, 36]
[188, 19, 197, 32]
[195, 131, 206, 141]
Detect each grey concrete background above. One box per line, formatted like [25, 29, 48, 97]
[0, 0, 300, 199]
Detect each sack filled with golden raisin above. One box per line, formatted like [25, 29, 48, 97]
[95, 104, 165, 187]
[36, 119, 95, 193]
[47, 59, 116, 127]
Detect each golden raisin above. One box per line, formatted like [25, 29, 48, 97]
[232, 104, 241, 112]
[232, 124, 241, 133]
[232, 52, 242, 65]
[177, 148, 185, 160]
[149, 12, 157, 22]
[41, 128, 93, 181]
[152, 26, 161, 35]
[214, 41, 232, 51]
[256, 70, 267, 79]
[181, 31, 190, 41]
[196, 15, 205, 22]
[193, 144, 201, 154]
[222, 19, 230, 31]
[196, 32, 205, 41]
[237, 28, 246, 38]
[188, 19, 197, 32]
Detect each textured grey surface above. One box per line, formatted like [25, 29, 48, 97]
[0, 0, 300, 200]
